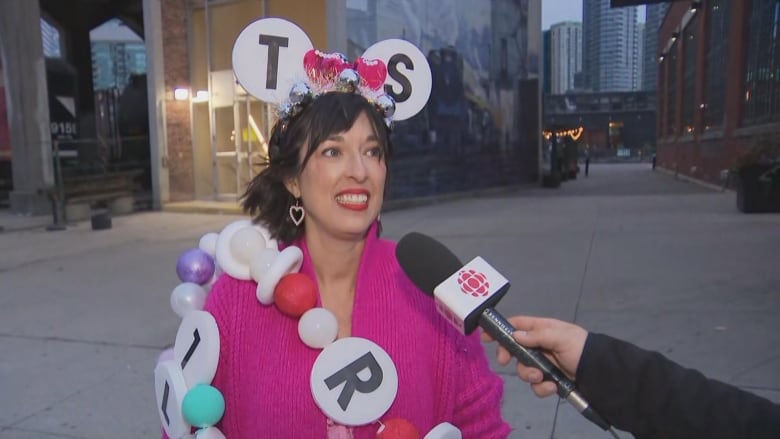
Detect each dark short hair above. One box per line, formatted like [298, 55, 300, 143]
[242, 92, 392, 243]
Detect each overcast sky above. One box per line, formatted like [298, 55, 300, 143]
[543, 1, 646, 30]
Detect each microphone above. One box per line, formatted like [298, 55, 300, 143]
[395, 232, 612, 432]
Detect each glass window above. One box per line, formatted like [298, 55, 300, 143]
[667, 40, 678, 137]
[40, 18, 62, 58]
[682, 16, 698, 134]
[703, 0, 730, 130]
[743, 0, 780, 125]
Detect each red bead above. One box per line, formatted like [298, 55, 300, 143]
[274, 273, 317, 318]
[376, 418, 421, 439]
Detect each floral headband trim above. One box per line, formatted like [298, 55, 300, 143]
[279, 49, 396, 128]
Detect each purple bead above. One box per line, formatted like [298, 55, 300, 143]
[176, 249, 216, 285]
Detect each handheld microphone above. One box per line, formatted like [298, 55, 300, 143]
[395, 232, 612, 432]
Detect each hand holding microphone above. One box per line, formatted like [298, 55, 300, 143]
[396, 232, 614, 435]
[482, 315, 588, 398]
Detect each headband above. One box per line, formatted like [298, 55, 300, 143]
[231, 18, 433, 128]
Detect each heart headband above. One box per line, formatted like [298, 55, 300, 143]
[232, 18, 432, 125]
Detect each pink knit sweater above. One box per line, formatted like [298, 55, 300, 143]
[202, 225, 511, 438]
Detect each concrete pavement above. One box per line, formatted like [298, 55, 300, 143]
[1, 163, 778, 438]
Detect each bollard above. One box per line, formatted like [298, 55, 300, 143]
[44, 186, 66, 231]
[91, 209, 112, 230]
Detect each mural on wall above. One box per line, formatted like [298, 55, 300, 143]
[347, 0, 540, 199]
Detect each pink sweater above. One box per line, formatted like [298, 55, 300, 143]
[203, 225, 511, 438]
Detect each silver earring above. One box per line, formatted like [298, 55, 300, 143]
[289, 199, 305, 226]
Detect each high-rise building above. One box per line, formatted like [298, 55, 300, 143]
[582, 0, 639, 92]
[549, 22, 582, 94]
[642, 3, 670, 90]
[636, 22, 644, 91]
[542, 29, 551, 94]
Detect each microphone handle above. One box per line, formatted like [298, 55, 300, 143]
[479, 308, 611, 431]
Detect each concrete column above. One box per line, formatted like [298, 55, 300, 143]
[143, 0, 170, 209]
[326, 0, 347, 54]
[0, 0, 55, 214]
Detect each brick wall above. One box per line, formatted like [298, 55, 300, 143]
[161, 0, 194, 201]
[655, 0, 778, 187]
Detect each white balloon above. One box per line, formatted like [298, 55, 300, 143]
[424, 422, 462, 439]
[232, 18, 314, 103]
[157, 347, 175, 365]
[250, 248, 280, 283]
[310, 337, 398, 426]
[170, 282, 207, 318]
[361, 39, 433, 121]
[256, 246, 303, 305]
[174, 310, 220, 388]
[195, 426, 227, 439]
[230, 227, 266, 265]
[215, 220, 253, 280]
[298, 308, 338, 349]
[199, 232, 219, 257]
[154, 361, 191, 439]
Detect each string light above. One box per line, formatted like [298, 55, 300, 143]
[543, 126, 584, 141]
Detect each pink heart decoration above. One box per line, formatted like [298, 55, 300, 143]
[320, 53, 350, 82]
[304, 49, 324, 84]
[355, 57, 387, 91]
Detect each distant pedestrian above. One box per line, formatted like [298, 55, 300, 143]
[584, 146, 591, 177]
[652, 153, 657, 170]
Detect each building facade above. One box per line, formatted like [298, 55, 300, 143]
[656, 0, 780, 185]
[636, 22, 644, 91]
[549, 21, 582, 94]
[544, 90, 656, 152]
[542, 29, 551, 94]
[152, 0, 542, 205]
[0, 0, 542, 213]
[642, 3, 669, 91]
[582, 0, 640, 92]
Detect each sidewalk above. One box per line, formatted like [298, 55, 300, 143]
[0, 210, 53, 233]
[1, 163, 778, 438]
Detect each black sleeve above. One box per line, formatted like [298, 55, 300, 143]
[575, 333, 780, 439]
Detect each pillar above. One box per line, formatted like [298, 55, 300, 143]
[0, 0, 55, 214]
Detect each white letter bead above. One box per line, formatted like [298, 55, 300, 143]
[174, 311, 220, 388]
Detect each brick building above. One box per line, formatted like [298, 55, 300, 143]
[656, 0, 780, 184]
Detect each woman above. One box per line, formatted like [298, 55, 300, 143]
[203, 91, 511, 437]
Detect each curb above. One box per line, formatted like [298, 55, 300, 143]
[159, 184, 535, 216]
[655, 166, 732, 193]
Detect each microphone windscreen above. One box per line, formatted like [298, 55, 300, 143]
[396, 232, 463, 296]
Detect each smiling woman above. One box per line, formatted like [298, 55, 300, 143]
[243, 93, 390, 244]
[177, 18, 512, 439]
[199, 92, 511, 439]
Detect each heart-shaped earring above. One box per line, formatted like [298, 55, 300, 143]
[289, 200, 305, 226]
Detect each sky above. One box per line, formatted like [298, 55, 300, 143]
[543, 1, 646, 30]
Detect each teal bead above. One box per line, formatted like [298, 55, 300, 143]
[181, 384, 225, 427]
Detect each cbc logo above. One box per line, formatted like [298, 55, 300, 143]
[457, 269, 490, 297]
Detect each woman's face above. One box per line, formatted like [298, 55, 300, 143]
[288, 111, 386, 242]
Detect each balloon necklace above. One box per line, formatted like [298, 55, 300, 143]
[156, 219, 462, 439]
